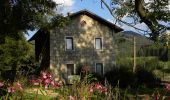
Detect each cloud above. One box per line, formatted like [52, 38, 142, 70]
[53, 0, 74, 6]
[53, 0, 75, 14]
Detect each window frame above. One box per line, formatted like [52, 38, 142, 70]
[95, 63, 104, 75]
[94, 37, 103, 50]
[65, 36, 74, 51]
[66, 63, 75, 76]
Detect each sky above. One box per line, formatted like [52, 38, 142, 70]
[25, 0, 170, 40]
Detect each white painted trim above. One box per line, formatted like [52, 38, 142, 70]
[95, 62, 104, 75]
[66, 63, 76, 75]
[65, 36, 74, 51]
[94, 37, 103, 51]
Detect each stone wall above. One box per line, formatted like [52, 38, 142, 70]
[49, 14, 117, 81]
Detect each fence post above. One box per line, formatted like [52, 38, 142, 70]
[133, 36, 136, 73]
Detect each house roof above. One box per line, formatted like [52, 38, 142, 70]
[69, 9, 123, 32]
[29, 9, 123, 41]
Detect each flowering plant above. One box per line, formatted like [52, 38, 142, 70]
[89, 83, 108, 95]
[165, 83, 170, 91]
[29, 71, 61, 89]
[0, 81, 23, 93]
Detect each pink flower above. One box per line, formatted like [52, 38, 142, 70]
[30, 79, 40, 86]
[0, 81, 4, 87]
[7, 86, 16, 93]
[90, 83, 108, 94]
[95, 83, 103, 90]
[165, 84, 170, 91]
[101, 87, 108, 94]
[89, 86, 94, 93]
[16, 82, 23, 90]
[44, 78, 52, 84]
[51, 81, 61, 89]
[69, 95, 75, 100]
[46, 72, 52, 78]
[44, 84, 49, 89]
[41, 71, 47, 79]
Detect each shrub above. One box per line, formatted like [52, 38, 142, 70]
[135, 68, 161, 88]
[105, 67, 161, 88]
[105, 67, 136, 88]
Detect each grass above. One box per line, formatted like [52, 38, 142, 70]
[24, 93, 53, 100]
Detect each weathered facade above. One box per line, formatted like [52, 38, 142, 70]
[29, 10, 123, 82]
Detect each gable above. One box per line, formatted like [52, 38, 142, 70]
[69, 9, 123, 32]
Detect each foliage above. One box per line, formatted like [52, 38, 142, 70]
[0, 0, 69, 81]
[105, 67, 136, 88]
[0, 33, 32, 71]
[29, 71, 62, 90]
[0, 70, 169, 99]
[135, 68, 161, 88]
[109, 0, 170, 40]
[105, 67, 161, 88]
[0, 0, 56, 36]
[138, 43, 169, 61]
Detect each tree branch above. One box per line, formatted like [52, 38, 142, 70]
[100, 0, 149, 33]
[135, 0, 159, 40]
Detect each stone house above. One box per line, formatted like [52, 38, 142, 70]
[29, 9, 123, 82]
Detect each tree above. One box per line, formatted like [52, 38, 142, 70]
[100, 0, 170, 41]
[0, 0, 67, 81]
[0, 0, 56, 40]
[0, 33, 33, 80]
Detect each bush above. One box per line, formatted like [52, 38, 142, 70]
[135, 68, 161, 88]
[105, 67, 161, 88]
[105, 67, 136, 88]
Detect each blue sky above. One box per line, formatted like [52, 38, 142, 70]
[26, 0, 120, 40]
[25, 0, 147, 40]
[25, 0, 169, 40]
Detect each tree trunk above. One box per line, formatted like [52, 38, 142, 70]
[135, 0, 159, 41]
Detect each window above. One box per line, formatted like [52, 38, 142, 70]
[95, 63, 103, 75]
[95, 38, 102, 50]
[67, 64, 74, 76]
[65, 37, 73, 50]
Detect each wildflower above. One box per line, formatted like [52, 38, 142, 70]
[44, 78, 52, 84]
[41, 71, 47, 79]
[102, 87, 108, 94]
[7, 86, 16, 93]
[44, 84, 49, 89]
[95, 83, 103, 90]
[46, 72, 52, 78]
[51, 81, 61, 89]
[89, 87, 93, 93]
[16, 82, 23, 90]
[0, 81, 4, 87]
[69, 95, 75, 100]
[91, 83, 108, 94]
[30, 79, 40, 86]
[165, 84, 170, 91]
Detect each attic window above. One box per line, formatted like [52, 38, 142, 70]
[80, 20, 86, 26]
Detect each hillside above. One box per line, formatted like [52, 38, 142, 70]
[115, 31, 153, 57]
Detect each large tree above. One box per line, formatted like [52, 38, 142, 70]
[0, 0, 57, 40]
[0, 0, 65, 81]
[100, 0, 170, 41]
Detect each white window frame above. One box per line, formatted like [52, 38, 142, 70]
[95, 62, 104, 75]
[65, 36, 74, 51]
[66, 63, 76, 76]
[94, 37, 103, 50]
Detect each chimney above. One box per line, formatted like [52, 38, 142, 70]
[67, 12, 73, 16]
